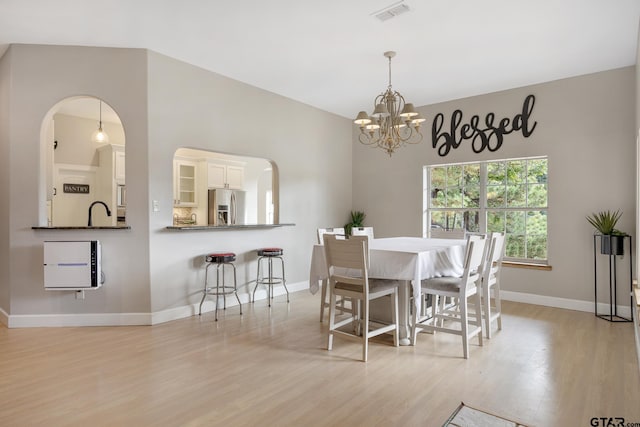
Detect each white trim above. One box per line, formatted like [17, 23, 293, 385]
[6, 284, 623, 328]
[3, 281, 309, 328]
[424, 157, 549, 261]
[7, 312, 151, 328]
[0, 306, 8, 327]
[633, 289, 640, 373]
[501, 290, 632, 318]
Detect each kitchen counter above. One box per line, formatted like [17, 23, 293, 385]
[166, 223, 295, 231]
[32, 226, 131, 230]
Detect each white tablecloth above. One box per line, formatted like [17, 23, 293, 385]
[309, 237, 466, 314]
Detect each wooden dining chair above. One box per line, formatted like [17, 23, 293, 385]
[323, 234, 400, 362]
[317, 227, 350, 322]
[412, 234, 487, 359]
[481, 232, 506, 338]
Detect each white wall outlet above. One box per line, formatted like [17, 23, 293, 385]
[152, 200, 159, 212]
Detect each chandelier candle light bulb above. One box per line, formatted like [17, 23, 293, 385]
[354, 51, 424, 156]
[91, 100, 109, 144]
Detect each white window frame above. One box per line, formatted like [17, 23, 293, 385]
[423, 156, 548, 264]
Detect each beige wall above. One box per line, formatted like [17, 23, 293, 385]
[146, 51, 352, 313]
[353, 67, 636, 309]
[53, 113, 125, 166]
[2, 44, 151, 319]
[0, 44, 352, 324]
[636, 20, 639, 289]
[0, 48, 10, 314]
[1, 41, 635, 325]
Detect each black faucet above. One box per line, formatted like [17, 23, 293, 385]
[88, 201, 112, 226]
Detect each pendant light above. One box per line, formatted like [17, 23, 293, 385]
[91, 100, 109, 144]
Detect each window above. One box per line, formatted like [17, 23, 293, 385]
[424, 157, 548, 263]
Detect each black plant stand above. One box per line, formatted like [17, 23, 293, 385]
[593, 234, 632, 322]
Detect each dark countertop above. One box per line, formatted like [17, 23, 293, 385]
[32, 226, 132, 230]
[166, 223, 295, 231]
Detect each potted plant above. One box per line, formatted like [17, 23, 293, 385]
[345, 210, 366, 237]
[586, 210, 627, 255]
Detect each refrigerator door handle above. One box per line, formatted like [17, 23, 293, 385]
[230, 191, 236, 225]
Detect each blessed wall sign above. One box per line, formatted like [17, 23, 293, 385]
[431, 94, 537, 157]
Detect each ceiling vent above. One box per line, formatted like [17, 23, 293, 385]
[372, 1, 411, 22]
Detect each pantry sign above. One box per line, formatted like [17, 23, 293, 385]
[63, 183, 90, 194]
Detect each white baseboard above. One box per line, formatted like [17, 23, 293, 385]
[0, 307, 8, 327]
[3, 284, 630, 328]
[501, 290, 632, 319]
[7, 312, 151, 328]
[3, 281, 309, 328]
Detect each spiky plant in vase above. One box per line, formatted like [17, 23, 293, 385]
[586, 210, 627, 255]
[345, 210, 365, 237]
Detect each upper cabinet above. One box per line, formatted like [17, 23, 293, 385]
[98, 144, 125, 185]
[97, 144, 126, 225]
[207, 163, 244, 190]
[172, 148, 277, 225]
[114, 149, 125, 185]
[174, 159, 198, 206]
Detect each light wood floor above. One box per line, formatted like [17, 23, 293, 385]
[1, 291, 639, 427]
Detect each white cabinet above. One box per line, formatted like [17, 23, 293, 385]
[174, 160, 198, 206]
[114, 150, 125, 185]
[226, 166, 244, 190]
[96, 144, 125, 226]
[207, 164, 226, 189]
[207, 163, 244, 190]
[98, 144, 125, 185]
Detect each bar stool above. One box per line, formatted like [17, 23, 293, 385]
[252, 247, 289, 306]
[199, 252, 242, 321]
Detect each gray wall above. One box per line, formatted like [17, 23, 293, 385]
[353, 67, 636, 308]
[1, 41, 635, 324]
[636, 21, 639, 283]
[0, 45, 352, 324]
[0, 48, 10, 313]
[146, 51, 352, 313]
[53, 113, 125, 166]
[2, 44, 151, 318]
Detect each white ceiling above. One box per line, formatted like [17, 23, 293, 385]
[0, 0, 638, 119]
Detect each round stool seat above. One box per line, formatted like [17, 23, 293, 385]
[206, 252, 236, 263]
[257, 247, 283, 257]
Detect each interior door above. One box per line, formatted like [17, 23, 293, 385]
[52, 165, 99, 226]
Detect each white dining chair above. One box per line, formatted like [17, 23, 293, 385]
[481, 232, 506, 338]
[317, 227, 349, 322]
[412, 234, 487, 359]
[429, 232, 486, 319]
[324, 234, 400, 362]
[351, 226, 374, 240]
[317, 227, 345, 244]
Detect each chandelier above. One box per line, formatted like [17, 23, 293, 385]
[354, 51, 424, 156]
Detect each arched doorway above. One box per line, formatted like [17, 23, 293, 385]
[39, 96, 125, 227]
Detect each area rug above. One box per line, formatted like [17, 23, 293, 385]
[442, 402, 528, 427]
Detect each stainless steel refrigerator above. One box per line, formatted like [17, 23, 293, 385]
[208, 189, 246, 225]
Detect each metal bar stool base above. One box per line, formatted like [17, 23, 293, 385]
[252, 248, 288, 307]
[199, 253, 242, 321]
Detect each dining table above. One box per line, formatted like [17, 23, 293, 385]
[309, 236, 467, 345]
